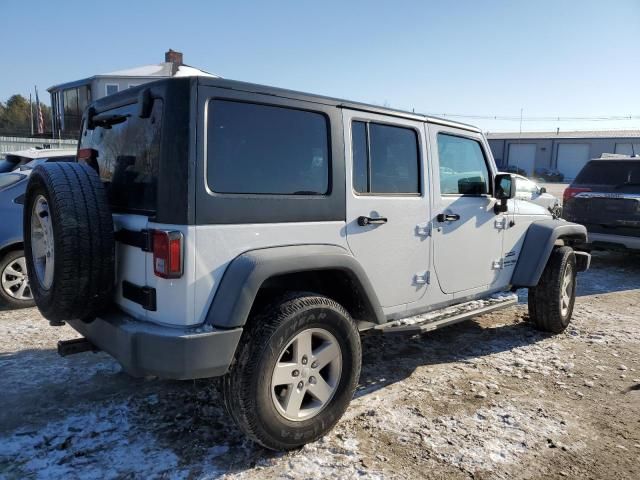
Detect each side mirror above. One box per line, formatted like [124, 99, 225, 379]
[494, 173, 515, 214]
[539, 187, 547, 194]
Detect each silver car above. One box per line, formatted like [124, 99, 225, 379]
[512, 174, 562, 218]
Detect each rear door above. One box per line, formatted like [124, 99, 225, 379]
[429, 125, 504, 294]
[343, 109, 430, 308]
[78, 98, 164, 320]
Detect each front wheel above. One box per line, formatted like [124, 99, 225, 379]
[222, 293, 361, 450]
[528, 246, 577, 333]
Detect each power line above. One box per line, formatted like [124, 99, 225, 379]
[424, 112, 640, 122]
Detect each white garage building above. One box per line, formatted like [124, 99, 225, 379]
[487, 130, 640, 180]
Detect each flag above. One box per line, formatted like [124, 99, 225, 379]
[35, 86, 44, 134]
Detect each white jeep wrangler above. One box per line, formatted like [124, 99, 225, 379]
[23, 77, 590, 450]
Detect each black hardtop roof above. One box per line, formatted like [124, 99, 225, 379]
[90, 76, 482, 133]
[589, 158, 640, 163]
[196, 76, 481, 132]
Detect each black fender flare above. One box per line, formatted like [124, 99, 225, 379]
[205, 244, 385, 328]
[511, 219, 588, 288]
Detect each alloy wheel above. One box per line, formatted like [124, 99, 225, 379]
[271, 328, 343, 421]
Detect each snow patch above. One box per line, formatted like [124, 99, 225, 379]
[0, 402, 186, 480]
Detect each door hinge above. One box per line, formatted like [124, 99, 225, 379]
[415, 222, 431, 237]
[492, 259, 504, 270]
[494, 217, 508, 230]
[115, 228, 154, 252]
[414, 271, 430, 285]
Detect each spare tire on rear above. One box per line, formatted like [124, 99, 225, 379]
[24, 162, 115, 323]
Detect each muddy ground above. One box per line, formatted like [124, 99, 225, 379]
[1, 251, 639, 479]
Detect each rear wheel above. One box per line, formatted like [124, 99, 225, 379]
[528, 246, 577, 333]
[0, 250, 34, 308]
[222, 293, 361, 450]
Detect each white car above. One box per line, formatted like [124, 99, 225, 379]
[0, 148, 76, 174]
[511, 174, 562, 218]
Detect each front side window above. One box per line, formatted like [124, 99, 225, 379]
[437, 133, 490, 195]
[207, 100, 329, 195]
[351, 121, 420, 194]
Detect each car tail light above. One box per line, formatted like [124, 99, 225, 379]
[563, 187, 591, 203]
[153, 230, 183, 279]
[77, 148, 98, 162]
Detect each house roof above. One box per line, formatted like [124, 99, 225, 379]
[487, 130, 640, 140]
[48, 63, 219, 92]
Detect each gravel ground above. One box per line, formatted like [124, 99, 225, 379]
[1, 251, 639, 479]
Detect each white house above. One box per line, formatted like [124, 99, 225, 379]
[47, 50, 217, 136]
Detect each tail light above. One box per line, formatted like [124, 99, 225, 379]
[563, 187, 591, 203]
[77, 148, 98, 162]
[153, 230, 183, 279]
[77, 148, 99, 174]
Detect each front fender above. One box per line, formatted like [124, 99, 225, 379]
[205, 244, 385, 328]
[511, 219, 588, 287]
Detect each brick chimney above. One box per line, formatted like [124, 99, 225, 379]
[165, 49, 183, 75]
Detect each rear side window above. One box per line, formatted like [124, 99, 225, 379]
[574, 161, 640, 186]
[80, 100, 163, 213]
[437, 133, 490, 195]
[207, 100, 329, 195]
[351, 121, 420, 194]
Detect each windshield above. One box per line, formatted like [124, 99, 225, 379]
[574, 160, 640, 187]
[79, 99, 163, 213]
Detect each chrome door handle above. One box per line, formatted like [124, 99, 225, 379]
[437, 213, 460, 222]
[358, 215, 388, 226]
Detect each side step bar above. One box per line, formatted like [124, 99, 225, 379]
[57, 338, 99, 357]
[374, 294, 518, 335]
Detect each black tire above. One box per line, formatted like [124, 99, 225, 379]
[23, 163, 115, 323]
[222, 293, 362, 451]
[0, 250, 35, 309]
[528, 246, 577, 333]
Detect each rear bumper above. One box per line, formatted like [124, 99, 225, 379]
[67, 311, 243, 380]
[587, 232, 640, 251]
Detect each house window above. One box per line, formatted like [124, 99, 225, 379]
[105, 84, 119, 96]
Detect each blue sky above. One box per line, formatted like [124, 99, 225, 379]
[1, 0, 639, 132]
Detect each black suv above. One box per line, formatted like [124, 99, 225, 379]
[563, 158, 640, 251]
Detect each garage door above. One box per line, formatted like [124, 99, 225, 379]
[557, 144, 590, 180]
[507, 144, 536, 176]
[615, 143, 640, 155]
